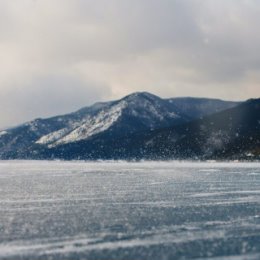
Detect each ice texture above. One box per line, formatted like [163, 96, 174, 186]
[0, 161, 260, 260]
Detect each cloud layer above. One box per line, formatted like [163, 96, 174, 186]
[0, 0, 260, 128]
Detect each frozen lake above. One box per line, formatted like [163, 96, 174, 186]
[0, 161, 260, 260]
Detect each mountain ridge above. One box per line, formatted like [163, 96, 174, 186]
[35, 98, 259, 161]
[0, 92, 246, 159]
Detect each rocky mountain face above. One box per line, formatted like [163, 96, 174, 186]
[0, 92, 243, 159]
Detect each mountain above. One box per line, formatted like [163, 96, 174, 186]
[132, 98, 260, 160]
[32, 93, 240, 148]
[34, 98, 259, 161]
[0, 92, 241, 159]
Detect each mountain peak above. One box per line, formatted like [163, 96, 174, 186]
[122, 92, 160, 102]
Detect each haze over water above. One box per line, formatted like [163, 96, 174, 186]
[0, 161, 260, 260]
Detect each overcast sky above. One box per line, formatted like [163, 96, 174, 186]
[0, 0, 260, 128]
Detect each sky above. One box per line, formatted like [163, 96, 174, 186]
[0, 0, 260, 128]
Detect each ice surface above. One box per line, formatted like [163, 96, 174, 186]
[0, 161, 260, 260]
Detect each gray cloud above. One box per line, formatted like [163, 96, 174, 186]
[0, 0, 260, 128]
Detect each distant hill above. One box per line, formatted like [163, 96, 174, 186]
[0, 92, 244, 160]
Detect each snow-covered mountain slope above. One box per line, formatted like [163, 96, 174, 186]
[36, 92, 184, 147]
[37, 100, 128, 146]
[0, 92, 240, 158]
[42, 98, 259, 161]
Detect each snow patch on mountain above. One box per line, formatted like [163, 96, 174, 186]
[54, 101, 127, 146]
[37, 101, 127, 146]
[36, 127, 75, 145]
[0, 131, 7, 137]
